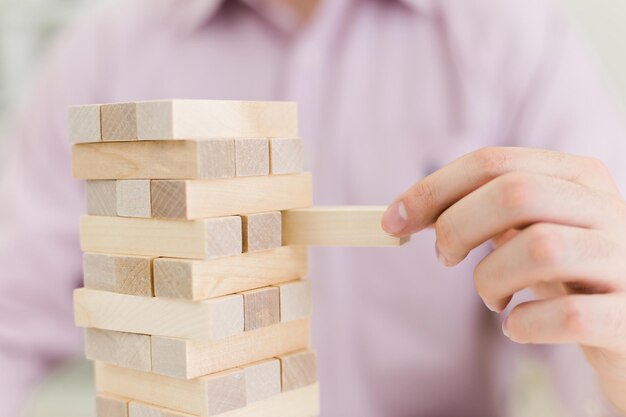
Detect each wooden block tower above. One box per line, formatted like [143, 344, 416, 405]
[69, 99, 407, 417]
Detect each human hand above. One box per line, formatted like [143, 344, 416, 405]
[381, 147, 626, 411]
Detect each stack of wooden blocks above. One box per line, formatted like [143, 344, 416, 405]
[69, 99, 407, 417]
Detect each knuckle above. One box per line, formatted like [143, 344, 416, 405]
[496, 173, 537, 211]
[562, 298, 586, 336]
[434, 214, 457, 253]
[471, 147, 510, 178]
[524, 224, 563, 267]
[409, 181, 438, 212]
[584, 157, 610, 177]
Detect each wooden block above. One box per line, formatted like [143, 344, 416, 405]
[117, 180, 151, 217]
[86, 180, 117, 216]
[80, 215, 242, 260]
[95, 362, 246, 417]
[72, 140, 235, 180]
[153, 246, 307, 301]
[101, 102, 137, 141]
[241, 212, 281, 253]
[96, 394, 128, 417]
[151, 173, 312, 220]
[235, 138, 269, 177]
[151, 319, 309, 379]
[275, 280, 312, 322]
[278, 350, 317, 391]
[282, 206, 410, 246]
[74, 288, 243, 341]
[85, 328, 151, 371]
[269, 138, 303, 174]
[216, 384, 319, 417]
[129, 402, 161, 417]
[100, 100, 297, 141]
[241, 287, 279, 331]
[83, 253, 153, 297]
[241, 359, 281, 404]
[68, 104, 101, 143]
[129, 402, 195, 417]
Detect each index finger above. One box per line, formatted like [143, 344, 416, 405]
[381, 147, 619, 236]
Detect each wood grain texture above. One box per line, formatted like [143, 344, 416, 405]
[282, 206, 410, 247]
[80, 215, 242, 260]
[83, 252, 153, 296]
[151, 319, 310, 379]
[86, 180, 117, 216]
[74, 288, 243, 341]
[241, 212, 281, 253]
[234, 138, 269, 177]
[95, 362, 246, 417]
[153, 246, 308, 301]
[68, 104, 101, 143]
[241, 287, 279, 331]
[241, 359, 281, 404]
[278, 350, 317, 392]
[151, 173, 312, 220]
[100, 384, 319, 417]
[269, 138, 303, 174]
[101, 102, 137, 141]
[72, 140, 235, 180]
[85, 328, 151, 371]
[275, 280, 312, 323]
[129, 402, 195, 417]
[96, 394, 128, 417]
[136, 100, 297, 140]
[117, 180, 151, 217]
[218, 384, 319, 417]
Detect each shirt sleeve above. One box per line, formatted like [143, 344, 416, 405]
[501, 3, 626, 416]
[0, 9, 106, 416]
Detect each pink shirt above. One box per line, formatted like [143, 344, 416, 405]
[2, 0, 626, 415]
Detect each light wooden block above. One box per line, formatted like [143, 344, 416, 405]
[241, 287, 279, 331]
[72, 140, 235, 180]
[151, 319, 310, 379]
[151, 173, 312, 220]
[85, 328, 151, 371]
[235, 138, 269, 177]
[153, 246, 307, 301]
[129, 403, 161, 417]
[96, 394, 128, 417]
[278, 350, 317, 391]
[83, 253, 153, 297]
[86, 180, 117, 216]
[269, 138, 303, 174]
[100, 100, 297, 141]
[74, 288, 243, 341]
[95, 362, 246, 417]
[117, 180, 151, 217]
[68, 104, 101, 143]
[129, 402, 195, 417]
[241, 212, 281, 253]
[80, 215, 242, 260]
[101, 102, 137, 141]
[241, 359, 281, 404]
[276, 280, 312, 322]
[282, 206, 410, 246]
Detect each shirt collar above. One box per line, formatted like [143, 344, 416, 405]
[175, 0, 433, 33]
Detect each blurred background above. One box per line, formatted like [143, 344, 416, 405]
[1, 0, 625, 416]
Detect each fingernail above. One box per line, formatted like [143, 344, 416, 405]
[435, 242, 450, 267]
[502, 316, 511, 339]
[382, 201, 408, 235]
